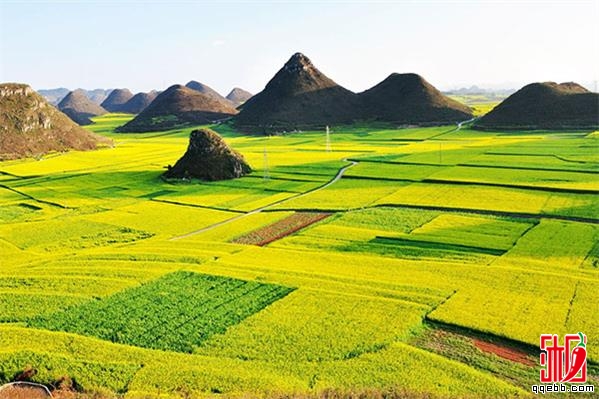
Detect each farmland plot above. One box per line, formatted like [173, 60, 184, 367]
[31, 271, 294, 352]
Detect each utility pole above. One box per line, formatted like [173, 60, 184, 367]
[325, 125, 331, 152]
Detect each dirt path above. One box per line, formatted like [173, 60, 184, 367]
[473, 338, 536, 366]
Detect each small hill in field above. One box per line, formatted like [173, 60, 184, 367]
[58, 89, 107, 125]
[474, 82, 599, 130]
[100, 88, 134, 112]
[234, 52, 360, 132]
[0, 83, 111, 160]
[120, 91, 158, 114]
[226, 87, 253, 106]
[163, 127, 251, 180]
[117, 85, 238, 132]
[359, 73, 473, 124]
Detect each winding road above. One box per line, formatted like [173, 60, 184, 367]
[457, 117, 478, 130]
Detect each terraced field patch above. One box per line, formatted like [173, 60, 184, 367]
[232, 212, 331, 246]
[411, 322, 538, 390]
[30, 271, 294, 352]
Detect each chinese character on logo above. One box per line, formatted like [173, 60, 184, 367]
[540, 332, 587, 383]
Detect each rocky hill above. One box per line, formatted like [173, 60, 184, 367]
[474, 82, 599, 130]
[58, 89, 107, 125]
[0, 83, 111, 160]
[163, 127, 251, 180]
[117, 85, 238, 132]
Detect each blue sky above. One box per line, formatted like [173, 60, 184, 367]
[1, 1, 597, 95]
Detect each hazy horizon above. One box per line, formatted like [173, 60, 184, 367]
[1, 1, 598, 95]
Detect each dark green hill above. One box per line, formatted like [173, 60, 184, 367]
[359, 73, 473, 124]
[474, 82, 599, 130]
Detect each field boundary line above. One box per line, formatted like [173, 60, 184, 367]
[457, 162, 599, 175]
[485, 151, 597, 165]
[150, 198, 245, 214]
[422, 178, 599, 195]
[0, 184, 69, 208]
[211, 260, 449, 301]
[424, 290, 457, 319]
[373, 236, 506, 256]
[269, 203, 599, 225]
[372, 204, 599, 224]
[563, 281, 580, 329]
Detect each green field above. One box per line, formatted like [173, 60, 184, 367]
[0, 114, 598, 398]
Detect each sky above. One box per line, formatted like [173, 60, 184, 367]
[1, 0, 598, 95]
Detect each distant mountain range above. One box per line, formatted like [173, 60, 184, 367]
[37, 87, 70, 105]
[23, 54, 599, 134]
[443, 86, 516, 96]
[38, 88, 113, 106]
[39, 84, 250, 123]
